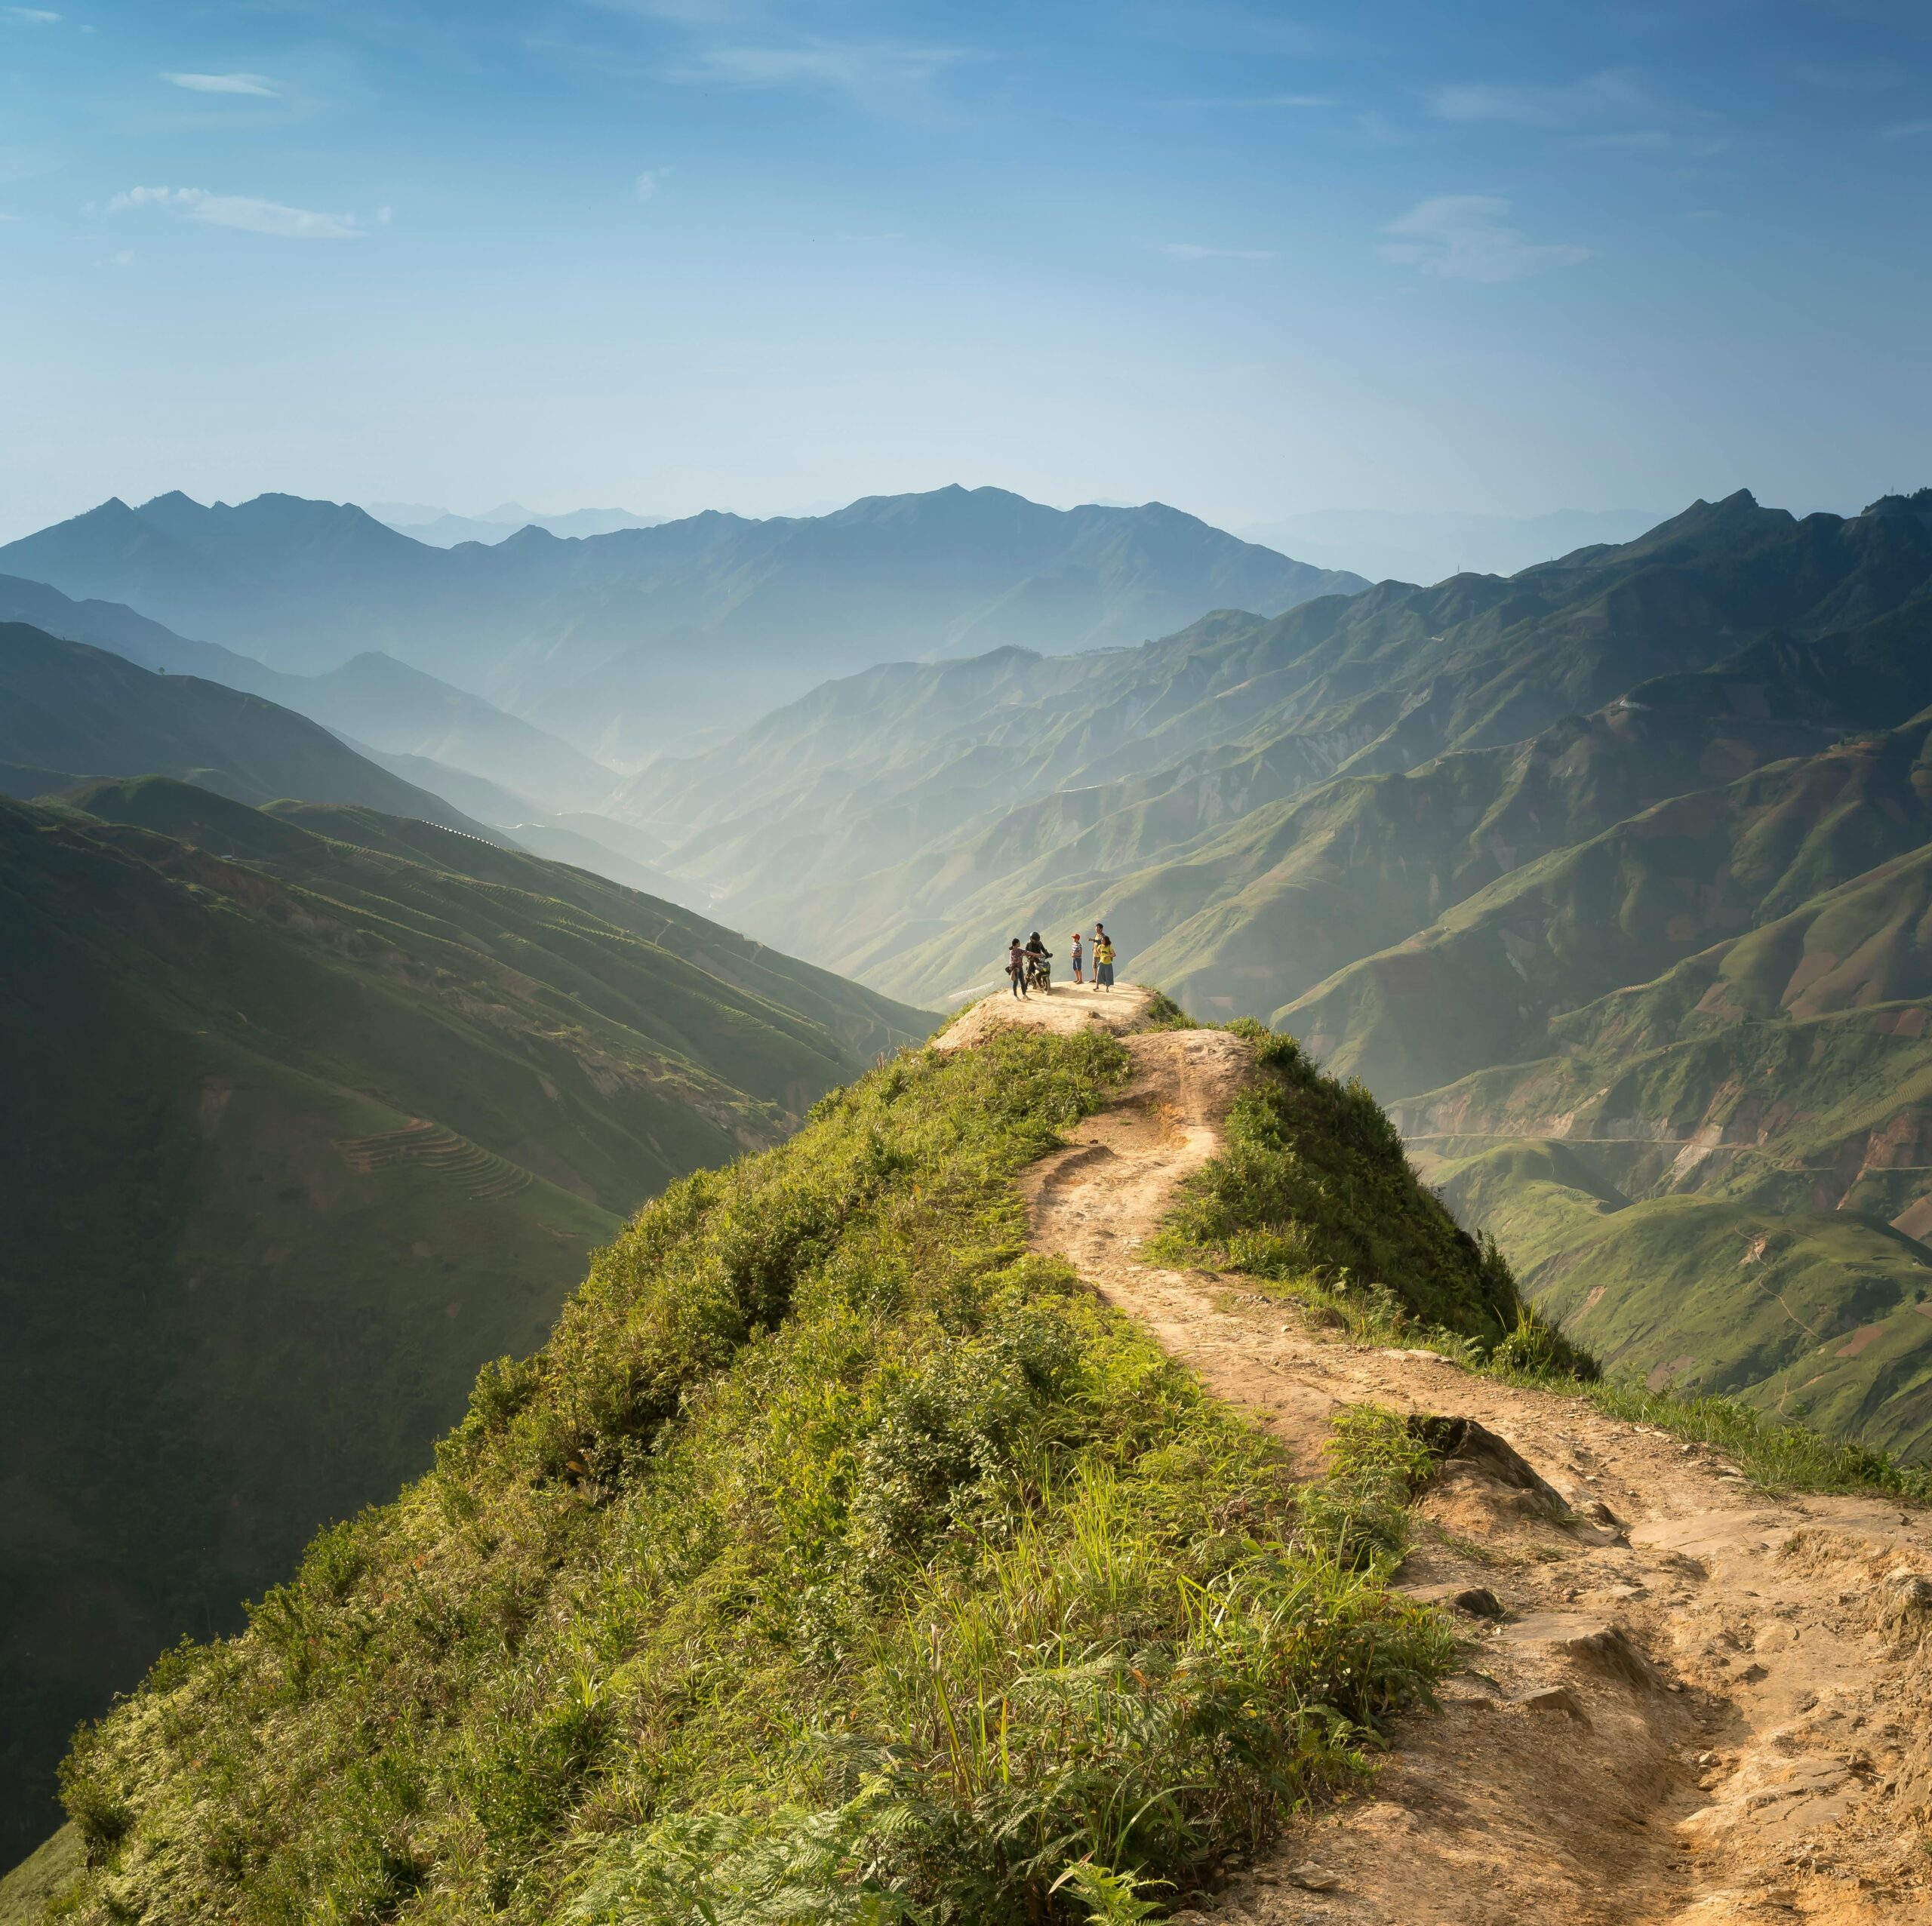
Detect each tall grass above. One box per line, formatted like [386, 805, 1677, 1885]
[55, 1026, 1449, 1926]
[1145, 1023, 1583, 1369]
[1154, 1014, 1929, 1506]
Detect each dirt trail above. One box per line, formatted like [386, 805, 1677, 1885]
[956, 985, 1932, 1926]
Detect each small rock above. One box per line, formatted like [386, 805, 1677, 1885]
[1882, 1572, 1932, 1632]
[1403, 1581, 1506, 1618]
[1513, 1684, 1589, 1721]
[1286, 1862, 1343, 1891]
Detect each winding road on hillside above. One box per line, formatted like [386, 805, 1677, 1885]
[942, 983, 1932, 1926]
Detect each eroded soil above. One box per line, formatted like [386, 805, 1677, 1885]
[959, 983, 1932, 1926]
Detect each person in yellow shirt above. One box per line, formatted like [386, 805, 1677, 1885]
[1093, 925, 1115, 992]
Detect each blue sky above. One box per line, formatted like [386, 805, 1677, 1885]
[1, 0, 1927, 540]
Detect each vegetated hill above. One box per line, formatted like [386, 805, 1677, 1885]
[608, 490, 1932, 1462]
[611, 491, 1932, 1008]
[0, 487, 1364, 758]
[24, 1016, 1513, 1925]
[0, 623, 503, 835]
[0, 780, 929, 1866]
[0, 575, 616, 815]
[1384, 823, 1932, 1462]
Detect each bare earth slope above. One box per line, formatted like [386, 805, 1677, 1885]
[949, 982, 1932, 1926]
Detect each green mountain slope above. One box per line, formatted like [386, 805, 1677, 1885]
[0, 575, 617, 816]
[0, 624, 498, 837]
[1287, 712, 1932, 1100]
[601, 489, 1932, 1472]
[31, 1018, 1505, 1926]
[611, 491, 1932, 1009]
[0, 783, 929, 1865]
[0, 488, 1364, 756]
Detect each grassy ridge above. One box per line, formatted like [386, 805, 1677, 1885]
[51, 1028, 1454, 1925]
[1145, 1023, 1544, 1359]
[0, 782, 929, 1867]
[1147, 1021, 1932, 1501]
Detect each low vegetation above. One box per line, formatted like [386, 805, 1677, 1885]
[53, 1027, 1455, 1925]
[1552, 1380, 1932, 1504]
[0, 781, 928, 1866]
[1149, 1017, 1932, 1506]
[1144, 1022, 1574, 1365]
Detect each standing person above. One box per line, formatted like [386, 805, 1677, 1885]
[1069, 931, 1084, 985]
[1007, 937, 1028, 998]
[1094, 926, 1116, 992]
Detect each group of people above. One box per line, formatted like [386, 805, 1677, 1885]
[1005, 924, 1116, 997]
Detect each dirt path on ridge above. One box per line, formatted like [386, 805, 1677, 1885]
[946, 983, 1932, 1926]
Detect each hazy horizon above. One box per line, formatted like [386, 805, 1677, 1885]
[3, 0, 1926, 543]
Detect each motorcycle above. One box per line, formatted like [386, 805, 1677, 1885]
[1025, 952, 1052, 992]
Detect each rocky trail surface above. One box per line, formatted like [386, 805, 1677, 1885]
[944, 983, 1932, 1926]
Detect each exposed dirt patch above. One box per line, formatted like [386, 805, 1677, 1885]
[965, 987, 1932, 1926]
[934, 977, 1156, 1051]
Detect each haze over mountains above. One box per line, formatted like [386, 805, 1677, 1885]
[606, 486, 1932, 1458]
[0, 623, 500, 835]
[1241, 507, 1669, 585]
[0, 486, 1365, 761]
[0, 574, 617, 817]
[14, 470, 1932, 1860]
[364, 502, 667, 548]
[0, 775, 927, 1863]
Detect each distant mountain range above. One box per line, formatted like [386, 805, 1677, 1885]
[0, 573, 617, 816]
[1243, 507, 1668, 583]
[0, 487, 1367, 761]
[0, 622, 506, 835]
[0, 776, 928, 1863]
[365, 500, 668, 547]
[611, 487, 1932, 1460]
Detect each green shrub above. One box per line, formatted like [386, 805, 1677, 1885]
[1147, 1027, 1527, 1346]
[54, 1026, 1448, 1926]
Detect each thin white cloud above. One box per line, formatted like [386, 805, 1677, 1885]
[1431, 69, 1657, 130]
[1161, 242, 1276, 261]
[1878, 118, 1932, 141]
[1380, 195, 1589, 283]
[663, 35, 964, 112]
[109, 185, 364, 240]
[5, 6, 61, 20]
[634, 168, 663, 200]
[1174, 91, 1337, 110]
[1572, 128, 1672, 152]
[162, 72, 281, 97]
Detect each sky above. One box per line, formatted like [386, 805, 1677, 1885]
[1, 0, 1927, 541]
